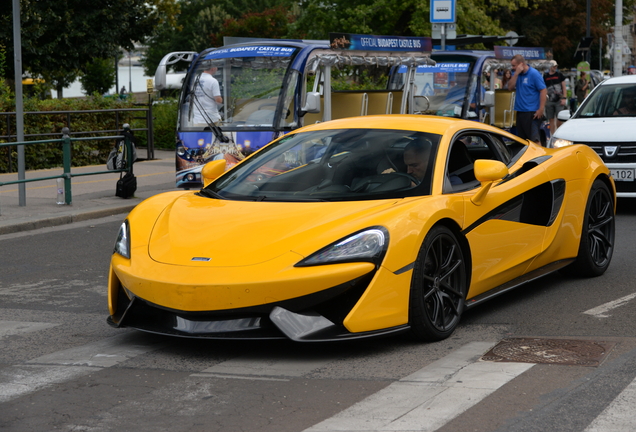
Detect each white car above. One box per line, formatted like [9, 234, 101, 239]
[551, 75, 636, 197]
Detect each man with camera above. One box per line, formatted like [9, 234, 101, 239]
[543, 60, 567, 134]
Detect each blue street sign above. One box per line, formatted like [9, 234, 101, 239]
[430, 0, 456, 23]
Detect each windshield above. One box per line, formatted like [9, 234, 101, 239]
[388, 57, 476, 117]
[203, 129, 441, 202]
[180, 45, 300, 130]
[576, 83, 636, 118]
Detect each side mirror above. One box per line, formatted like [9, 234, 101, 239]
[302, 92, 321, 113]
[557, 110, 571, 122]
[474, 159, 508, 182]
[482, 90, 495, 107]
[201, 159, 227, 188]
[471, 159, 508, 205]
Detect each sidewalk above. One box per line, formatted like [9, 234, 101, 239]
[0, 150, 179, 235]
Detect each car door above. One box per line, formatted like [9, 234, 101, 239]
[445, 132, 554, 299]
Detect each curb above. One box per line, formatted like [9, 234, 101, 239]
[0, 204, 137, 235]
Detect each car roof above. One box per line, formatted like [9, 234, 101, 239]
[296, 115, 516, 138]
[599, 75, 636, 86]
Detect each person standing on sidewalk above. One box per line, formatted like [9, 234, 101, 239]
[543, 60, 567, 133]
[575, 71, 590, 110]
[508, 54, 547, 145]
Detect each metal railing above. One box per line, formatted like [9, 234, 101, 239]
[0, 126, 134, 213]
[0, 106, 154, 169]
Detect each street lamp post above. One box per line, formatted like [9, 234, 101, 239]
[129, 51, 133, 94]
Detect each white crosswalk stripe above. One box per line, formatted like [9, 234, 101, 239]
[304, 342, 534, 432]
[2, 320, 636, 432]
[0, 329, 165, 402]
[0, 321, 58, 339]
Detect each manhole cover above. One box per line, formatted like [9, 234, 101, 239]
[481, 338, 615, 366]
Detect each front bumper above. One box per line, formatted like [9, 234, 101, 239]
[107, 272, 409, 342]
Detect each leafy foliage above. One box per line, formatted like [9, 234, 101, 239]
[142, 0, 297, 76]
[0, 0, 164, 94]
[210, 7, 294, 46]
[152, 98, 179, 149]
[80, 59, 117, 96]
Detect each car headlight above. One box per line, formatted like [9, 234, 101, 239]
[551, 138, 574, 148]
[296, 227, 389, 267]
[113, 220, 130, 258]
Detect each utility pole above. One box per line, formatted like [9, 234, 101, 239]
[614, 0, 623, 76]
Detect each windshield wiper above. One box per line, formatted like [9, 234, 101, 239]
[197, 188, 225, 199]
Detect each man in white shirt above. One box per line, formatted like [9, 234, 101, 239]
[193, 61, 223, 124]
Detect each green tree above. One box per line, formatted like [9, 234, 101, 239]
[141, 0, 297, 76]
[287, 0, 551, 42]
[80, 58, 116, 95]
[211, 7, 295, 46]
[489, 0, 635, 69]
[1, 0, 177, 97]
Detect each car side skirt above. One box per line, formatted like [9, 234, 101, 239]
[465, 258, 575, 309]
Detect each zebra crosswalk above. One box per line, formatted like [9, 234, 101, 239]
[1, 320, 636, 432]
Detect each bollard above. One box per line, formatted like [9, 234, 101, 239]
[61, 127, 73, 205]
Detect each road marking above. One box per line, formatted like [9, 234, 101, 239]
[190, 373, 289, 382]
[0, 321, 59, 339]
[583, 292, 636, 318]
[584, 377, 636, 431]
[0, 331, 165, 402]
[195, 352, 335, 379]
[304, 342, 534, 432]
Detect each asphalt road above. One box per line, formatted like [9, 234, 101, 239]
[1, 202, 636, 432]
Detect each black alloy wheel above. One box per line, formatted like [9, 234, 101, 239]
[563, 179, 615, 277]
[409, 225, 468, 341]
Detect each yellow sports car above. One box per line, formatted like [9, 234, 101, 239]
[108, 116, 616, 342]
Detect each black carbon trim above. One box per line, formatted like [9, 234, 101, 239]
[499, 155, 553, 185]
[394, 262, 415, 275]
[548, 179, 566, 226]
[462, 179, 565, 235]
[108, 271, 377, 339]
[465, 259, 575, 309]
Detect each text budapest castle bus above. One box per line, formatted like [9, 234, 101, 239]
[154, 33, 433, 188]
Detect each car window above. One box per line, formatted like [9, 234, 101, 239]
[206, 129, 442, 201]
[577, 84, 636, 118]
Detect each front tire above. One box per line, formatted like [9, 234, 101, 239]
[563, 179, 615, 277]
[409, 225, 468, 341]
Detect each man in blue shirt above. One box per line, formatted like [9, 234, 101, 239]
[508, 54, 547, 145]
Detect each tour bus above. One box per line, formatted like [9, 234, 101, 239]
[389, 46, 554, 143]
[154, 36, 551, 188]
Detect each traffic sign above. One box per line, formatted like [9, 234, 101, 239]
[430, 0, 456, 23]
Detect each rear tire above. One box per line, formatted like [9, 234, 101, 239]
[562, 179, 615, 277]
[409, 225, 468, 341]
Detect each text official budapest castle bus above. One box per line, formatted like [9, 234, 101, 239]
[154, 36, 552, 188]
[154, 33, 436, 188]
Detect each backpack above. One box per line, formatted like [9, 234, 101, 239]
[107, 138, 137, 171]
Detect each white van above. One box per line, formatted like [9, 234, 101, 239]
[550, 75, 636, 197]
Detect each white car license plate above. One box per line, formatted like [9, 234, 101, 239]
[610, 168, 635, 182]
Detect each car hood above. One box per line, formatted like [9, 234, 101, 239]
[555, 117, 635, 142]
[148, 194, 398, 267]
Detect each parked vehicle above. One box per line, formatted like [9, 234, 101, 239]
[550, 75, 636, 197]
